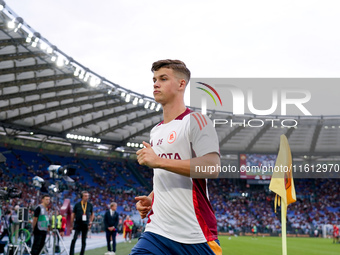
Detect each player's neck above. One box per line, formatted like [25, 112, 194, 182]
[162, 100, 186, 124]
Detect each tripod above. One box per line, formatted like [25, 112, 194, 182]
[51, 229, 68, 255]
[47, 183, 69, 255]
[38, 219, 69, 255]
[10, 223, 31, 255]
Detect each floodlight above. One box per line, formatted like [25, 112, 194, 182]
[46, 46, 53, 54]
[26, 33, 33, 43]
[31, 32, 41, 47]
[56, 56, 65, 67]
[84, 73, 90, 82]
[125, 94, 131, 102]
[0, 0, 5, 11]
[40, 41, 48, 50]
[8, 17, 24, 32]
[90, 76, 101, 87]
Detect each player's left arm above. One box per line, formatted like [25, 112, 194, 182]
[136, 142, 220, 178]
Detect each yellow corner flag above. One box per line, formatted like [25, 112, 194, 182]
[269, 134, 296, 255]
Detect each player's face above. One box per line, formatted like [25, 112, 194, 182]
[153, 68, 183, 105]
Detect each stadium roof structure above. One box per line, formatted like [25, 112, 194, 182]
[0, 3, 340, 158]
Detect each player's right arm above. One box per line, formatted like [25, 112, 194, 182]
[135, 191, 153, 219]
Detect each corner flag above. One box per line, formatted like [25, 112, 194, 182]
[269, 134, 296, 255]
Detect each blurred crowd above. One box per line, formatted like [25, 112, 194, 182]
[0, 150, 339, 238]
[209, 178, 340, 236]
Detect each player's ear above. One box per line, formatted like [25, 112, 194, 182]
[179, 79, 186, 90]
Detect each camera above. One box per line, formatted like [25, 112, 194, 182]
[48, 184, 59, 194]
[48, 165, 76, 179]
[32, 176, 45, 188]
[0, 187, 22, 201]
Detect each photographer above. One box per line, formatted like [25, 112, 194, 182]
[0, 210, 11, 241]
[31, 195, 50, 255]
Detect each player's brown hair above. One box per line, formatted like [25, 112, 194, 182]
[151, 59, 191, 84]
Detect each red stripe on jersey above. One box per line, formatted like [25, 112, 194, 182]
[192, 113, 202, 130]
[156, 121, 164, 127]
[147, 193, 155, 224]
[197, 113, 206, 128]
[192, 179, 218, 242]
[176, 108, 193, 120]
[202, 114, 208, 125]
[156, 108, 192, 127]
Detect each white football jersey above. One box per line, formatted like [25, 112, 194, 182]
[144, 108, 219, 244]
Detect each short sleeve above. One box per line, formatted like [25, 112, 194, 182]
[34, 206, 41, 218]
[72, 203, 77, 214]
[189, 112, 219, 157]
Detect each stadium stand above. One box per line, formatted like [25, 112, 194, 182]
[1, 146, 339, 239]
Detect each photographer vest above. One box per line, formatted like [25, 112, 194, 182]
[37, 205, 49, 231]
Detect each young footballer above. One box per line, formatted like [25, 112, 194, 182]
[131, 59, 222, 255]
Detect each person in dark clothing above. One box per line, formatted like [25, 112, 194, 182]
[31, 195, 50, 255]
[0, 210, 11, 241]
[69, 191, 94, 255]
[104, 202, 119, 253]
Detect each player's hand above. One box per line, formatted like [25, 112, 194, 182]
[136, 141, 160, 168]
[135, 196, 152, 219]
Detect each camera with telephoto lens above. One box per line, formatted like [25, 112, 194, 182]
[48, 165, 76, 179]
[0, 187, 22, 201]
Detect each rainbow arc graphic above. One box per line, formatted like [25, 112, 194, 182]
[196, 82, 223, 106]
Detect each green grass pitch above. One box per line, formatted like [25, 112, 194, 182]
[76, 236, 339, 255]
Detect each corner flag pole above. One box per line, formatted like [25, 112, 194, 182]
[281, 199, 287, 255]
[269, 134, 296, 255]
